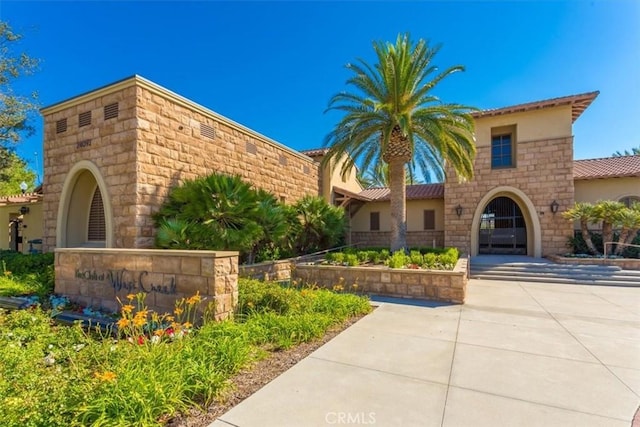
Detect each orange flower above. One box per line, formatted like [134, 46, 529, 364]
[121, 304, 134, 314]
[94, 371, 117, 382]
[126, 294, 135, 301]
[187, 291, 202, 305]
[174, 307, 184, 316]
[117, 318, 130, 329]
[182, 322, 193, 329]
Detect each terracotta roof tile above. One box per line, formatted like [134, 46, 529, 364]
[359, 183, 444, 201]
[472, 91, 599, 123]
[300, 148, 328, 157]
[573, 155, 640, 180]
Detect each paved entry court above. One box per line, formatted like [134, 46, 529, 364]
[212, 279, 640, 427]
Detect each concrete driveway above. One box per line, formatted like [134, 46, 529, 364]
[212, 279, 640, 427]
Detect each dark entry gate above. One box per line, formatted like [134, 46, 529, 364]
[479, 197, 527, 255]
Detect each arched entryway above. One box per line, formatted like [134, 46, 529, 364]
[57, 161, 113, 248]
[470, 186, 542, 257]
[479, 197, 526, 255]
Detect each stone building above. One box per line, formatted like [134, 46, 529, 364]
[24, 76, 639, 258]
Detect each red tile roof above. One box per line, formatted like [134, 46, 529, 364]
[573, 155, 640, 180]
[472, 91, 599, 123]
[300, 148, 328, 157]
[359, 183, 444, 201]
[0, 192, 42, 207]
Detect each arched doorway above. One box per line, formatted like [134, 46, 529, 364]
[57, 160, 113, 248]
[478, 196, 527, 255]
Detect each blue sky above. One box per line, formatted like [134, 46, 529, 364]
[2, 1, 639, 183]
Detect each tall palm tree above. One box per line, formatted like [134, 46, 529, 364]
[323, 33, 476, 251]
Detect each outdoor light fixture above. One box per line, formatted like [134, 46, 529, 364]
[19, 206, 29, 215]
[19, 181, 28, 194]
[455, 204, 463, 217]
[550, 200, 559, 214]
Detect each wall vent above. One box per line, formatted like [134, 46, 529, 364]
[200, 123, 215, 139]
[279, 154, 287, 166]
[56, 118, 67, 134]
[303, 165, 310, 174]
[79, 111, 92, 127]
[104, 103, 119, 120]
[246, 141, 257, 155]
[88, 188, 106, 241]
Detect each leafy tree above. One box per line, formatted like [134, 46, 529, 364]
[562, 202, 599, 255]
[323, 33, 476, 251]
[0, 149, 36, 196]
[0, 21, 40, 177]
[612, 146, 640, 157]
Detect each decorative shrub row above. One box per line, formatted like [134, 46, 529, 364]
[324, 247, 459, 270]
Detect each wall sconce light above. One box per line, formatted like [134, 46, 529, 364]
[550, 200, 559, 214]
[455, 204, 463, 217]
[19, 206, 29, 215]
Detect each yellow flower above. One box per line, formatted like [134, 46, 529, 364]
[132, 313, 147, 328]
[121, 304, 134, 315]
[153, 329, 164, 336]
[182, 322, 193, 329]
[117, 318, 130, 329]
[166, 315, 175, 322]
[126, 294, 135, 301]
[187, 291, 202, 305]
[174, 307, 184, 316]
[94, 371, 117, 382]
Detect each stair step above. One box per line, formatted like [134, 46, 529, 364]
[472, 274, 640, 287]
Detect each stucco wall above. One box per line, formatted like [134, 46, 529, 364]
[322, 154, 362, 203]
[0, 202, 43, 253]
[351, 199, 444, 232]
[574, 177, 640, 204]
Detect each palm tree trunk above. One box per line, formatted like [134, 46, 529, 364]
[389, 159, 407, 252]
[602, 221, 613, 256]
[615, 227, 630, 255]
[580, 219, 599, 255]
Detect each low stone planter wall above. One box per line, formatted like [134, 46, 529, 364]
[239, 259, 295, 282]
[548, 255, 640, 271]
[293, 258, 468, 304]
[55, 248, 238, 320]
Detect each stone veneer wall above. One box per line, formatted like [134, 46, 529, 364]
[445, 136, 574, 256]
[133, 85, 320, 248]
[55, 248, 238, 320]
[239, 259, 295, 282]
[42, 77, 320, 251]
[42, 86, 139, 251]
[350, 231, 445, 249]
[293, 258, 468, 304]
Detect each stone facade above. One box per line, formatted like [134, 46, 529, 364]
[55, 248, 238, 319]
[239, 259, 295, 282]
[445, 136, 575, 257]
[41, 76, 319, 251]
[293, 258, 468, 304]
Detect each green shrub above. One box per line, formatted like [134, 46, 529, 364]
[379, 249, 390, 261]
[409, 250, 423, 265]
[369, 250, 381, 264]
[356, 251, 370, 263]
[344, 253, 359, 266]
[423, 252, 437, 269]
[387, 251, 408, 269]
[333, 252, 345, 264]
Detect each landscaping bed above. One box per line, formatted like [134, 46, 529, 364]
[0, 273, 371, 426]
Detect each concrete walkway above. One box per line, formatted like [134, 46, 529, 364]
[211, 279, 640, 427]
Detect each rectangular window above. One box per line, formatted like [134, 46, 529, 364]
[370, 212, 380, 231]
[423, 210, 435, 230]
[491, 134, 513, 168]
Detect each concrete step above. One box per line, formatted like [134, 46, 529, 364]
[470, 262, 640, 287]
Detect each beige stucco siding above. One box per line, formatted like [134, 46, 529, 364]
[574, 177, 640, 204]
[0, 203, 43, 253]
[351, 199, 444, 232]
[474, 105, 572, 147]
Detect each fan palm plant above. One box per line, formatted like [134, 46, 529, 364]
[614, 203, 640, 255]
[323, 33, 476, 251]
[562, 202, 599, 255]
[593, 200, 625, 254]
